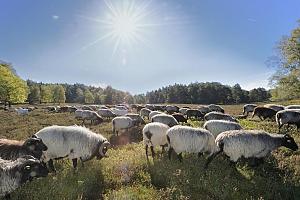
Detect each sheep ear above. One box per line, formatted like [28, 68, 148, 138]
[32, 134, 38, 138]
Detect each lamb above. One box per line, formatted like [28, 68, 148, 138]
[204, 112, 238, 122]
[0, 156, 48, 198]
[172, 113, 187, 123]
[205, 130, 298, 168]
[208, 104, 224, 113]
[203, 120, 243, 138]
[151, 114, 179, 127]
[0, 137, 48, 160]
[167, 126, 217, 162]
[165, 105, 179, 114]
[15, 108, 29, 116]
[149, 111, 163, 120]
[243, 104, 257, 116]
[97, 109, 117, 119]
[186, 109, 204, 120]
[285, 105, 300, 109]
[125, 113, 146, 125]
[112, 116, 134, 135]
[276, 110, 300, 130]
[142, 122, 170, 159]
[140, 108, 152, 119]
[264, 104, 285, 112]
[35, 125, 110, 172]
[252, 107, 277, 121]
[111, 108, 128, 116]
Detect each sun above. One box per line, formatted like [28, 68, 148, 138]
[111, 13, 138, 40]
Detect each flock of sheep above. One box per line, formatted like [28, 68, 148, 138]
[1, 103, 300, 198]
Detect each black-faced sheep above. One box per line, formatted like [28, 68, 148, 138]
[252, 107, 277, 121]
[204, 112, 238, 122]
[243, 104, 257, 116]
[151, 114, 179, 127]
[203, 120, 243, 138]
[264, 104, 285, 112]
[112, 116, 134, 135]
[186, 109, 204, 120]
[276, 109, 300, 130]
[140, 108, 152, 119]
[172, 113, 187, 123]
[208, 104, 224, 113]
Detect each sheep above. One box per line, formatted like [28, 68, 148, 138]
[81, 106, 93, 111]
[167, 126, 217, 162]
[243, 104, 257, 116]
[165, 105, 179, 114]
[97, 109, 117, 119]
[149, 111, 163, 120]
[203, 120, 243, 138]
[172, 113, 187, 123]
[111, 108, 128, 116]
[0, 155, 48, 198]
[179, 108, 188, 115]
[208, 104, 224, 113]
[204, 112, 238, 122]
[140, 108, 151, 119]
[186, 109, 204, 120]
[142, 122, 170, 159]
[115, 105, 128, 110]
[276, 110, 300, 130]
[76, 110, 103, 125]
[131, 105, 145, 112]
[35, 125, 110, 172]
[145, 104, 155, 111]
[285, 105, 300, 110]
[45, 106, 57, 112]
[252, 107, 277, 121]
[112, 116, 134, 135]
[0, 137, 48, 160]
[59, 105, 72, 113]
[15, 108, 29, 116]
[125, 113, 146, 125]
[205, 130, 298, 168]
[153, 105, 165, 112]
[151, 114, 179, 127]
[264, 104, 285, 112]
[198, 106, 210, 115]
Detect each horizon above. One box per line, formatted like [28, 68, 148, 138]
[1, 0, 300, 94]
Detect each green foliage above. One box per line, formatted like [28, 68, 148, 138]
[84, 89, 95, 104]
[53, 85, 66, 103]
[28, 85, 41, 104]
[0, 63, 28, 104]
[40, 85, 53, 103]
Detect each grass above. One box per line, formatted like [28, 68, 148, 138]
[0, 103, 300, 200]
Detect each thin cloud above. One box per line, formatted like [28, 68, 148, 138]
[247, 18, 257, 23]
[52, 15, 59, 20]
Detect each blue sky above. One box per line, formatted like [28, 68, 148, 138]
[0, 0, 299, 94]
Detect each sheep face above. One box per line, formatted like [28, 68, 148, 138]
[18, 157, 49, 184]
[24, 137, 48, 152]
[282, 134, 298, 151]
[96, 141, 111, 160]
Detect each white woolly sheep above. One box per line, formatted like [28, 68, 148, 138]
[205, 130, 298, 168]
[203, 120, 243, 138]
[76, 110, 103, 125]
[97, 109, 117, 119]
[204, 112, 238, 122]
[0, 156, 48, 198]
[111, 108, 128, 116]
[151, 114, 179, 127]
[35, 125, 110, 172]
[140, 108, 152, 119]
[125, 113, 146, 125]
[149, 111, 163, 120]
[112, 116, 134, 135]
[243, 104, 257, 116]
[142, 122, 170, 158]
[276, 109, 300, 130]
[208, 104, 224, 113]
[167, 126, 217, 162]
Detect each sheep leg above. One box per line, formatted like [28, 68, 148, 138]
[161, 145, 165, 156]
[72, 158, 78, 169]
[204, 149, 223, 169]
[4, 194, 11, 199]
[198, 152, 203, 158]
[80, 158, 85, 168]
[145, 144, 149, 159]
[48, 159, 56, 172]
[168, 147, 173, 160]
[150, 146, 155, 158]
[177, 153, 183, 162]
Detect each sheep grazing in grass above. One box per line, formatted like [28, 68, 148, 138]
[172, 113, 187, 123]
[285, 105, 300, 110]
[112, 116, 134, 135]
[15, 108, 29, 116]
[97, 109, 117, 119]
[252, 107, 277, 121]
[81, 106, 93, 111]
[0, 156, 48, 198]
[145, 104, 155, 111]
[149, 111, 163, 120]
[0, 137, 48, 160]
[276, 110, 300, 130]
[186, 109, 204, 120]
[76, 110, 103, 125]
[204, 112, 238, 122]
[264, 104, 285, 112]
[142, 122, 170, 159]
[125, 113, 146, 125]
[165, 105, 179, 114]
[243, 104, 257, 116]
[208, 104, 224, 113]
[203, 120, 243, 138]
[111, 108, 128, 116]
[179, 108, 188, 115]
[167, 126, 217, 162]
[205, 130, 298, 168]
[140, 108, 152, 119]
[198, 106, 210, 115]
[35, 125, 110, 172]
[151, 114, 179, 127]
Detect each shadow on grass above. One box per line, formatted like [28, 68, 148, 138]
[109, 127, 143, 147]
